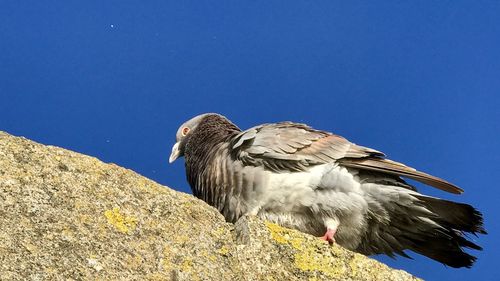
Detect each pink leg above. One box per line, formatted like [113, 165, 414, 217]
[320, 228, 336, 244]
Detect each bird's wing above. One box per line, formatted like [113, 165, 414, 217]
[231, 122, 462, 194]
[231, 122, 382, 170]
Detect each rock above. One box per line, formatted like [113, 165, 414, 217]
[0, 131, 420, 281]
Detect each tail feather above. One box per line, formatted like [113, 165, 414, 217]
[359, 192, 485, 268]
[402, 230, 478, 268]
[396, 196, 485, 268]
[415, 195, 486, 235]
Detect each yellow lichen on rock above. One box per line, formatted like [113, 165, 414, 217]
[104, 207, 137, 234]
[263, 219, 419, 280]
[265, 221, 346, 278]
[265, 221, 289, 244]
[217, 245, 230, 256]
[181, 258, 194, 271]
[294, 247, 346, 278]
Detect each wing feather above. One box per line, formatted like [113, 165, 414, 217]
[339, 158, 463, 194]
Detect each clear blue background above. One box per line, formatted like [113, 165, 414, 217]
[1, 1, 498, 279]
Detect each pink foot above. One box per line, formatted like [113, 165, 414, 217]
[320, 228, 336, 244]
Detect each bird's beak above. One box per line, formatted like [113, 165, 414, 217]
[169, 142, 180, 163]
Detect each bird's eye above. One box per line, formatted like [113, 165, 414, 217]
[181, 127, 190, 136]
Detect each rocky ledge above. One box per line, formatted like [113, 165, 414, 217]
[0, 131, 419, 280]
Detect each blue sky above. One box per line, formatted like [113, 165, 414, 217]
[1, 1, 499, 279]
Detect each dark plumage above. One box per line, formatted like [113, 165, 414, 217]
[169, 113, 486, 268]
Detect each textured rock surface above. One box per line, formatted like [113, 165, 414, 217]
[0, 131, 420, 281]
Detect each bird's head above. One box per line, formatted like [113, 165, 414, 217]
[169, 113, 217, 163]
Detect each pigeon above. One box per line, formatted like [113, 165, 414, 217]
[169, 113, 485, 268]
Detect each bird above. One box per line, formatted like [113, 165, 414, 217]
[169, 113, 485, 268]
